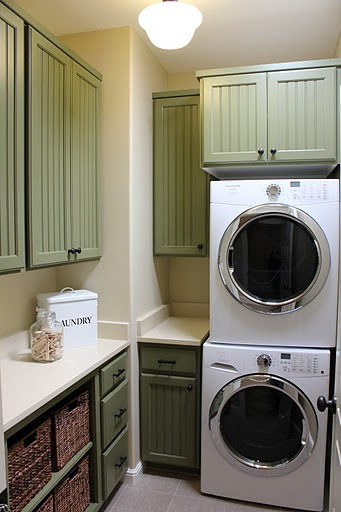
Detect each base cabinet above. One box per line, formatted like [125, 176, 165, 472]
[5, 349, 128, 512]
[139, 344, 201, 469]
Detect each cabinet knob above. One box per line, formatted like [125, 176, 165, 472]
[115, 408, 127, 419]
[75, 247, 82, 254]
[68, 248, 76, 255]
[187, 385, 193, 392]
[257, 148, 264, 156]
[115, 456, 127, 469]
[197, 244, 203, 250]
[270, 148, 277, 155]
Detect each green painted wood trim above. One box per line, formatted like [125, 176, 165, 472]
[0, 3, 25, 272]
[20, 442, 93, 512]
[152, 89, 199, 99]
[196, 57, 341, 79]
[0, 0, 102, 80]
[89, 374, 103, 506]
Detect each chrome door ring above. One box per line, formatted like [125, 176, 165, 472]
[218, 204, 330, 314]
[209, 374, 318, 476]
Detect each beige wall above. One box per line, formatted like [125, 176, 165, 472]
[0, 269, 56, 338]
[167, 71, 199, 91]
[335, 30, 341, 57]
[57, 28, 131, 323]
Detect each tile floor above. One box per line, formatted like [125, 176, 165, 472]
[102, 469, 303, 512]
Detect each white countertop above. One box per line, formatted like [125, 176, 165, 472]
[1, 338, 129, 432]
[137, 316, 209, 347]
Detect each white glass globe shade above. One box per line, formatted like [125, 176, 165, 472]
[138, 1, 203, 50]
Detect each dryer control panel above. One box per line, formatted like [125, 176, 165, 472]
[204, 342, 330, 378]
[253, 351, 324, 376]
[210, 179, 339, 206]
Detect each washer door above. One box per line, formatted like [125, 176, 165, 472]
[218, 204, 330, 314]
[209, 374, 318, 476]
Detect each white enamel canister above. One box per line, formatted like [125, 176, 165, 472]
[37, 288, 98, 348]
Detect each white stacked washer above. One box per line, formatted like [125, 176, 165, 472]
[201, 179, 339, 511]
[210, 179, 339, 347]
[201, 342, 330, 511]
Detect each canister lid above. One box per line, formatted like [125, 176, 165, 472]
[37, 288, 98, 304]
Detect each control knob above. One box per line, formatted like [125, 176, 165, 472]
[257, 354, 272, 367]
[266, 184, 281, 197]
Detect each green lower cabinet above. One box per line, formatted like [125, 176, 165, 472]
[153, 91, 208, 257]
[102, 425, 128, 500]
[140, 373, 197, 468]
[0, 4, 25, 272]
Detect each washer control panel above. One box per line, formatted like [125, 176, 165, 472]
[253, 350, 326, 376]
[263, 180, 330, 203]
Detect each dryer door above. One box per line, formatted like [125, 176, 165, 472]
[209, 374, 318, 476]
[218, 204, 330, 314]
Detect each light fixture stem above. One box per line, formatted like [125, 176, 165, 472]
[162, 0, 178, 2]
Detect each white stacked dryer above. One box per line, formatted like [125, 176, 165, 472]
[210, 179, 339, 347]
[201, 179, 339, 511]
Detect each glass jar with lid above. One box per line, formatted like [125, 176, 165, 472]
[30, 309, 64, 362]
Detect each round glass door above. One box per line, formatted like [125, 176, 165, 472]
[218, 204, 330, 314]
[209, 375, 318, 476]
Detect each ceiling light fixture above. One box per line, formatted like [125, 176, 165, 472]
[138, 0, 203, 50]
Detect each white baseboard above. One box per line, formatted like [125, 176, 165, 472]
[124, 461, 143, 485]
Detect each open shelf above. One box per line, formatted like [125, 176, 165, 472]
[21, 442, 93, 512]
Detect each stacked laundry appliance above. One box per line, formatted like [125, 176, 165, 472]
[201, 179, 339, 511]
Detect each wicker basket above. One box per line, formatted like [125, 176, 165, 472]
[54, 456, 90, 512]
[8, 418, 52, 512]
[35, 495, 54, 512]
[51, 390, 90, 470]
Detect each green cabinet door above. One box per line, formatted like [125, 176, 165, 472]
[267, 68, 336, 162]
[0, 5, 25, 272]
[140, 373, 197, 467]
[201, 73, 267, 165]
[28, 28, 72, 267]
[154, 94, 208, 256]
[71, 62, 101, 261]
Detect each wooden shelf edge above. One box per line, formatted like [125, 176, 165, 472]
[21, 442, 93, 512]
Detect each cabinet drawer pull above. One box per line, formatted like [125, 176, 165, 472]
[113, 368, 125, 378]
[157, 359, 176, 365]
[115, 408, 127, 419]
[115, 456, 127, 469]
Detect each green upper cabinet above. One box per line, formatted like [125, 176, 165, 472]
[0, 4, 25, 273]
[154, 92, 208, 257]
[71, 62, 101, 261]
[268, 68, 336, 162]
[202, 73, 267, 164]
[28, 29, 101, 267]
[28, 28, 72, 267]
[200, 64, 337, 167]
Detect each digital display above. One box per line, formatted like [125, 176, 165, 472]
[281, 353, 291, 360]
[290, 182, 300, 188]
